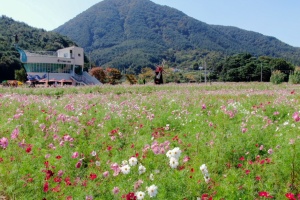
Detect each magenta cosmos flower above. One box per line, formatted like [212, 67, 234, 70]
[0, 137, 8, 149]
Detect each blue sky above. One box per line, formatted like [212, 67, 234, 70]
[1, 0, 299, 47]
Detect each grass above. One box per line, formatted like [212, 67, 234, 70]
[0, 82, 299, 199]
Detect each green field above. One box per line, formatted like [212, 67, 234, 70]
[0, 83, 299, 199]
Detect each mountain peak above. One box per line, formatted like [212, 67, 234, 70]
[54, 0, 300, 69]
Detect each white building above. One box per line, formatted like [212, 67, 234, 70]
[16, 45, 101, 85]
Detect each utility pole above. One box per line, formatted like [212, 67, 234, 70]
[204, 60, 207, 84]
[260, 63, 262, 82]
[89, 52, 91, 70]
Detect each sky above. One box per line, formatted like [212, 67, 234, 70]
[0, 0, 299, 47]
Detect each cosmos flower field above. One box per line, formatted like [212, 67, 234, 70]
[0, 83, 299, 200]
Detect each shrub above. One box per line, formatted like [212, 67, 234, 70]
[289, 67, 300, 84]
[270, 70, 286, 84]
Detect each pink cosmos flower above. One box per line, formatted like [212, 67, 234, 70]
[0, 137, 8, 149]
[134, 180, 143, 190]
[259, 145, 264, 151]
[202, 104, 206, 109]
[75, 160, 82, 168]
[293, 112, 300, 122]
[241, 128, 248, 133]
[11, 128, 19, 139]
[72, 152, 79, 158]
[183, 156, 190, 163]
[289, 139, 295, 145]
[112, 187, 120, 194]
[85, 195, 93, 200]
[267, 148, 273, 154]
[110, 163, 121, 176]
[103, 171, 109, 177]
[57, 170, 64, 177]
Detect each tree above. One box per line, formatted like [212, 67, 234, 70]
[125, 74, 138, 84]
[192, 62, 199, 70]
[14, 67, 27, 82]
[106, 67, 122, 85]
[89, 67, 106, 83]
[138, 67, 154, 82]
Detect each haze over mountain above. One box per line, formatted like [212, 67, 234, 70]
[54, 0, 300, 72]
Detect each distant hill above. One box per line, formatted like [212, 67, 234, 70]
[0, 15, 75, 82]
[54, 0, 300, 72]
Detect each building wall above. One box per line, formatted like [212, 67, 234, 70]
[57, 46, 84, 66]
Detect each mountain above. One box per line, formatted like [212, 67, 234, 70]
[0, 15, 76, 82]
[54, 0, 300, 72]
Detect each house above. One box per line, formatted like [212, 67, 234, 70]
[15, 45, 101, 86]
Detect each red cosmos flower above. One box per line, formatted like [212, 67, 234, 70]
[66, 196, 73, 200]
[258, 191, 273, 198]
[51, 184, 60, 192]
[123, 192, 137, 200]
[54, 177, 62, 183]
[107, 146, 112, 151]
[89, 173, 97, 180]
[201, 193, 213, 200]
[237, 163, 243, 168]
[56, 155, 62, 159]
[239, 156, 245, 161]
[190, 168, 194, 173]
[255, 176, 261, 181]
[44, 170, 54, 180]
[245, 169, 251, 175]
[64, 177, 72, 186]
[25, 146, 32, 153]
[27, 177, 33, 183]
[82, 180, 87, 187]
[259, 191, 269, 197]
[43, 181, 49, 192]
[0, 157, 3, 162]
[285, 193, 296, 200]
[44, 161, 49, 168]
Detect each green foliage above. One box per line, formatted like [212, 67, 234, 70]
[289, 67, 300, 84]
[215, 53, 295, 82]
[270, 70, 286, 84]
[14, 67, 26, 82]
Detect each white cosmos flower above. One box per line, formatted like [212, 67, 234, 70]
[129, 157, 138, 166]
[91, 151, 97, 156]
[200, 164, 210, 183]
[149, 173, 154, 181]
[95, 161, 101, 166]
[204, 175, 210, 183]
[120, 164, 131, 174]
[122, 160, 128, 165]
[171, 147, 181, 159]
[166, 150, 173, 159]
[138, 164, 146, 174]
[169, 157, 179, 169]
[135, 191, 145, 200]
[147, 184, 158, 198]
